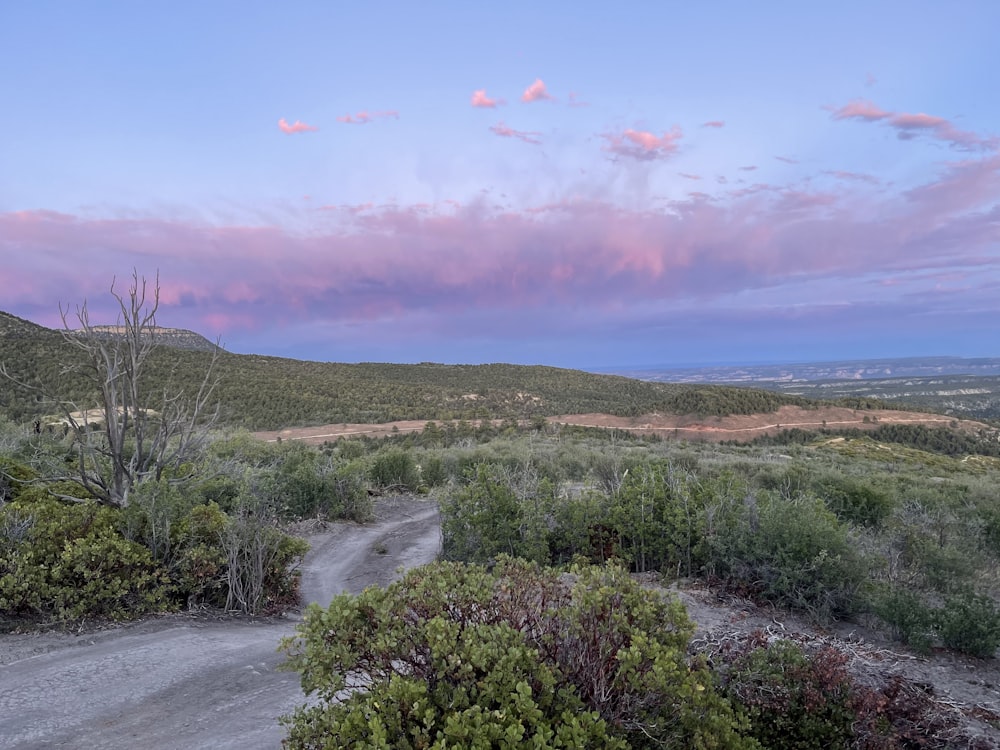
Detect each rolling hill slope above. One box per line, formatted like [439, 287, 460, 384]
[0, 310, 830, 431]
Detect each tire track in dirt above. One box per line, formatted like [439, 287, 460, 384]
[0, 498, 440, 750]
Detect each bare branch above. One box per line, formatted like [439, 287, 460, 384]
[3, 270, 220, 508]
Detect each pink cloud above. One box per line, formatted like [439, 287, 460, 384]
[775, 155, 798, 164]
[830, 99, 890, 122]
[678, 172, 701, 180]
[831, 99, 997, 151]
[567, 92, 589, 107]
[471, 89, 502, 108]
[336, 110, 400, 124]
[278, 118, 318, 134]
[521, 78, 554, 103]
[701, 120, 725, 128]
[4, 143, 999, 363]
[489, 122, 541, 145]
[602, 127, 682, 161]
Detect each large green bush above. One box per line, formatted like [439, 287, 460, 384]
[369, 448, 420, 492]
[281, 558, 751, 749]
[0, 496, 173, 621]
[607, 463, 706, 575]
[935, 590, 1000, 658]
[704, 492, 867, 620]
[440, 464, 552, 564]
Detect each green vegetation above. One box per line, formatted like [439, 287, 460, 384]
[330, 421, 1000, 662]
[2, 309, 858, 431]
[0, 430, 377, 625]
[4, 303, 1000, 745]
[281, 557, 750, 749]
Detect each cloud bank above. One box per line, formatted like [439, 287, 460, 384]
[4, 142, 998, 364]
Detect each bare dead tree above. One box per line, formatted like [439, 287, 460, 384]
[2, 270, 220, 507]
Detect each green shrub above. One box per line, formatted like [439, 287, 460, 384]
[0, 457, 37, 503]
[51, 532, 173, 621]
[331, 460, 372, 522]
[281, 558, 750, 749]
[418, 454, 447, 488]
[608, 463, 705, 575]
[814, 475, 894, 527]
[705, 493, 866, 620]
[0, 496, 173, 621]
[730, 639, 856, 748]
[935, 591, 1000, 658]
[548, 489, 611, 564]
[872, 587, 935, 654]
[335, 439, 366, 460]
[369, 448, 419, 492]
[439, 464, 551, 564]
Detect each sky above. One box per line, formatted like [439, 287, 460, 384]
[2, 2, 999, 369]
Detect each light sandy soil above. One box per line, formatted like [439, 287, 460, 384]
[550, 405, 991, 441]
[0, 497, 441, 750]
[254, 406, 989, 445]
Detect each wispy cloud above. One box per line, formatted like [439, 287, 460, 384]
[775, 155, 798, 164]
[471, 89, 503, 108]
[336, 110, 400, 124]
[825, 170, 880, 184]
[602, 127, 682, 161]
[567, 91, 589, 107]
[521, 78, 554, 103]
[678, 172, 701, 180]
[701, 120, 725, 128]
[278, 118, 318, 134]
[489, 122, 542, 145]
[831, 98, 997, 151]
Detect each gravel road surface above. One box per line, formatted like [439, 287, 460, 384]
[0, 497, 441, 750]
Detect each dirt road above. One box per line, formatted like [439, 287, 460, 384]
[0, 497, 441, 750]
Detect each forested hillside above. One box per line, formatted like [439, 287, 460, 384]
[2, 311, 829, 430]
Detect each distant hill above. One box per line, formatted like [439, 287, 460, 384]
[0, 311, 57, 339]
[602, 356, 1000, 384]
[597, 357, 1000, 423]
[82, 325, 220, 352]
[0, 312, 218, 352]
[0, 308, 826, 431]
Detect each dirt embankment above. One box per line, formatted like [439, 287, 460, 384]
[255, 405, 987, 445]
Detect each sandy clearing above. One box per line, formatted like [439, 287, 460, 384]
[254, 406, 990, 445]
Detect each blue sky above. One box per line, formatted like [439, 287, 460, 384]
[2, 2, 999, 368]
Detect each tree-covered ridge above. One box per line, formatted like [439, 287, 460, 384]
[2, 317, 833, 430]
